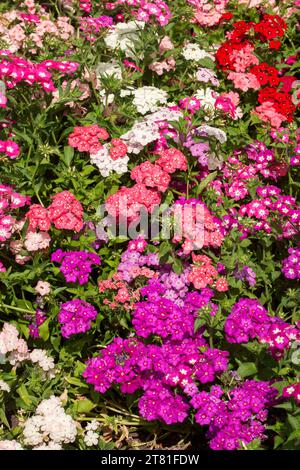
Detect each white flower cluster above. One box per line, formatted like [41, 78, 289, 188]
[90, 145, 129, 177]
[83, 420, 99, 447]
[0, 439, 23, 450]
[132, 86, 169, 115]
[33, 442, 62, 450]
[29, 349, 56, 379]
[195, 87, 218, 111]
[0, 379, 10, 392]
[0, 322, 29, 365]
[23, 396, 77, 448]
[182, 43, 215, 62]
[121, 107, 182, 154]
[104, 21, 145, 58]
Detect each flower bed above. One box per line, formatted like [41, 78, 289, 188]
[0, 0, 300, 451]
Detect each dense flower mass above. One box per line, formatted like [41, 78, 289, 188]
[51, 249, 101, 284]
[58, 299, 98, 337]
[0, 0, 299, 453]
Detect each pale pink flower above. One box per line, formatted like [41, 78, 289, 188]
[35, 281, 51, 296]
[24, 231, 51, 252]
[159, 36, 174, 54]
[227, 72, 260, 92]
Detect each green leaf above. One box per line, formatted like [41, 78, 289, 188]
[196, 171, 218, 195]
[72, 398, 96, 414]
[63, 146, 74, 167]
[0, 408, 10, 428]
[17, 384, 32, 406]
[38, 318, 50, 341]
[288, 414, 300, 431]
[237, 362, 257, 378]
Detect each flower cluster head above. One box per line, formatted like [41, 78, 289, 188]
[51, 249, 101, 284]
[58, 299, 98, 338]
[156, 147, 188, 173]
[0, 51, 78, 93]
[192, 380, 277, 450]
[0, 184, 30, 242]
[225, 298, 300, 359]
[0, 139, 20, 159]
[79, 16, 113, 41]
[98, 273, 141, 311]
[23, 396, 77, 449]
[48, 191, 84, 232]
[27, 191, 84, 233]
[90, 138, 129, 177]
[68, 125, 109, 154]
[188, 255, 228, 292]
[105, 183, 161, 222]
[0, 322, 29, 364]
[282, 382, 300, 404]
[132, 295, 195, 340]
[131, 161, 171, 192]
[83, 331, 228, 425]
[215, 15, 295, 127]
[282, 244, 300, 280]
[188, 0, 230, 27]
[105, 0, 171, 26]
[117, 243, 159, 283]
[132, 86, 169, 114]
[172, 198, 224, 254]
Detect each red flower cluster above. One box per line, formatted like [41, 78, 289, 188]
[216, 14, 296, 127]
[253, 14, 286, 41]
[258, 87, 295, 123]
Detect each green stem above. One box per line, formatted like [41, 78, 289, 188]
[0, 303, 35, 314]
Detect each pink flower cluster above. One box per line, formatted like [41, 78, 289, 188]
[188, 254, 228, 292]
[105, 183, 162, 222]
[131, 161, 171, 192]
[68, 125, 109, 154]
[0, 51, 79, 93]
[192, 380, 277, 450]
[105, 0, 171, 26]
[0, 139, 20, 159]
[98, 273, 141, 311]
[27, 191, 84, 233]
[79, 16, 113, 41]
[188, 0, 230, 27]
[172, 198, 224, 254]
[238, 190, 300, 239]
[0, 184, 30, 242]
[106, 148, 187, 221]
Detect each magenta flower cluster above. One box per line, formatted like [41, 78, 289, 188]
[225, 298, 300, 359]
[51, 249, 101, 285]
[282, 244, 300, 280]
[58, 299, 98, 338]
[83, 334, 229, 426]
[133, 279, 217, 339]
[192, 381, 277, 450]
